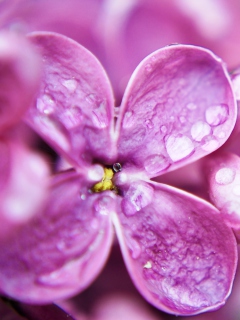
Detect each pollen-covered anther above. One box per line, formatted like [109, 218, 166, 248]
[92, 166, 119, 193]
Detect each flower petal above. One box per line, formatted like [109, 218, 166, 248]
[206, 152, 240, 229]
[112, 181, 237, 315]
[0, 141, 49, 241]
[116, 45, 236, 178]
[26, 32, 116, 166]
[0, 31, 41, 131]
[0, 170, 114, 303]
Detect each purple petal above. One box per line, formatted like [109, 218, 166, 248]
[0, 31, 41, 131]
[113, 181, 237, 315]
[206, 152, 240, 229]
[25, 32, 116, 166]
[0, 170, 113, 303]
[0, 142, 49, 241]
[116, 45, 236, 178]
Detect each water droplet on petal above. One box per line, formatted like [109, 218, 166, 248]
[60, 107, 83, 129]
[201, 138, 219, 151]
[160, 125, 167, 134]
[122, 182, 154, 216]
[145, 63, 153, 73]
[165, 134, 195, 162]
[122, 111, 134, 128]
[61, 79, 78, 93]
[86, 93, 97, 104]
[205, 104, 229, 126]
[80, 194, 86, 200]
[145, 119, 153, 128]
[191, 121, 211, 141]
[92, 101, 108, 128]
[128, 238, 142, 259]
[36, 94, 55, 114]
[143, 261, 152, 269]
[215, 167, 236, 185]
[232, 185, 240, 196]
[144, 154, 170, 175]
[94, 196, 112, 216]
[186, 102, 197, 110]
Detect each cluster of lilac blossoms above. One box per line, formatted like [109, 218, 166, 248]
[0, 31, 238, 316]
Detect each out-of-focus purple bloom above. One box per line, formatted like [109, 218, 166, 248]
[0, 32, 237, 316]
[0, 30, 50, 240]
[2, 0, 240, 101]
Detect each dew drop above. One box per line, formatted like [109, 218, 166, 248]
[36, 268, 67, 287]
[36, 94, 55, 114]
[160, 125, 167, 134]
[80, 194, 86, 200]
[145, 63, 153, 73]
[86, 93, 97, 104]
[94, 196, 112, 216]
[113, 163, 122, 172]
[122, 111, 134, 128]
[191, 121, 211, 141]
[61, 79, 78, 93]
[145, 119, 153, 128]
[122, 182, 154, 216]
[201, 138, 219, 151]
[60, 107, 83, 129]
[233, 185, 240, 196]
[144, 154, 169, 175]
[205, 104, 229, 126]
[165, 134, 195, 162]
[128, 239, 142, 259]
[186, 102, 197, 110]
[92, 101, 107, 128]
[215, 167, 236, 185]
[143, 261, 152, 269]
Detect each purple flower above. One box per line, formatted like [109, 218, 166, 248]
[0, 30, 49, 241]
[0, 32, 238, 316]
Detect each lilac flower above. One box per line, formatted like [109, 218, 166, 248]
[0, 32, 238, 316]
[0, 31, 49, 241]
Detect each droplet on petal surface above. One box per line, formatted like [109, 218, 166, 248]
[122, 111, 134, 128]
[215, 168, 236, 185]
[144, 154, 169, 176]
[205, 104, 229, 126]
[36, 94, 55, 115]
[191, 121, 211, 141]
[61, 79, 78, 93]
[165, 134, 195, 162]
[122, 182, 154, 216]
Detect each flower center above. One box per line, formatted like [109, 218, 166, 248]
[92, 163, 122, 193]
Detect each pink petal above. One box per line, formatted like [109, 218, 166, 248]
[25, 32, 116, 166]
[0, 141, 49, 241]
[0, 31, 41, 131]
[0, 170, 114, 303]
[113, 181, 237, 315]
[206, 152, 240, 229]
[116, 45, 236, 178]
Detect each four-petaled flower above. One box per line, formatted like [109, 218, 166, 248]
[0, 32, 238, 316]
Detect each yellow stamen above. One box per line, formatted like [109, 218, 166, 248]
[92, 167, 116, 193]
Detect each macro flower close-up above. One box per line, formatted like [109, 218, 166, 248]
[0, 30, 238, 317]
